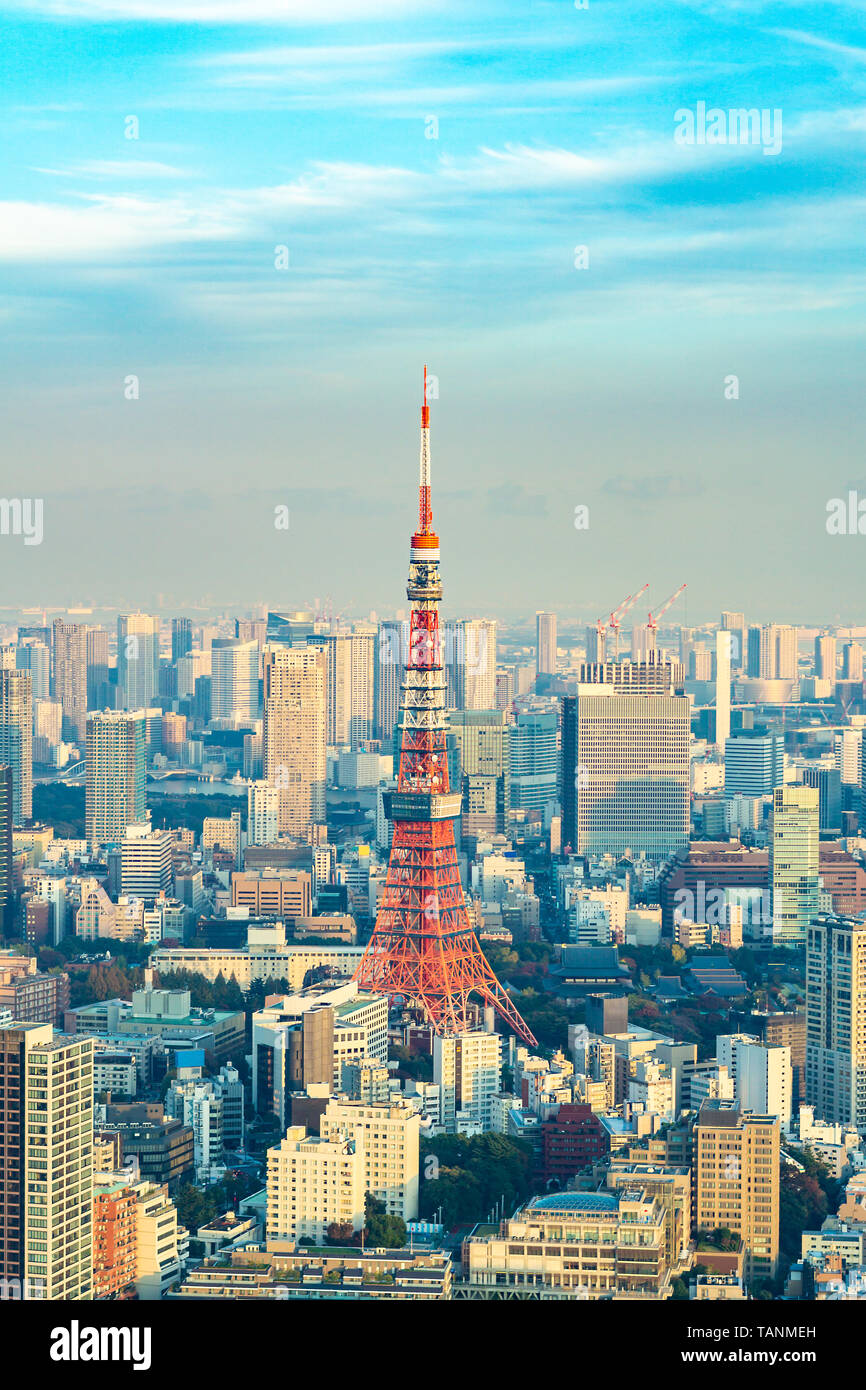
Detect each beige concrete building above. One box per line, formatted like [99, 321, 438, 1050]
[150, 940, 365, 992]
[85, 709, 147, 848]
[53, 619, 88, 743]
[693, 1100, 780, 1286]
[606, 1161, 691, 1266]
[266, 1126, 365, 1243]
[231, 868, 312, 920]
[112, 1175, 189, 1300]
[320, 1097, 420, 1221]
[462, 1189, 670, 1299]
[0, 1023, 94, 1300]
[263, 646, 326, 839]
[202, 811, 242, 868]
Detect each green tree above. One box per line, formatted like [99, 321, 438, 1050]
[364, 1193, 406, 1249]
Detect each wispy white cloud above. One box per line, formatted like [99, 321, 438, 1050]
[769, 28, 866, 61]
[200, 74, 656, 109]
[198, 35, 573, 70]
[2, 113, 863, 266]
[34, 160, 190, 180]
[0, 160, 418, 260]
[0, 194, 238, 259]
[4, 0, 431, 20]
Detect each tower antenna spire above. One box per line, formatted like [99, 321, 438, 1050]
[418, 364, 432, 536]
[354, 368, 537, 1047]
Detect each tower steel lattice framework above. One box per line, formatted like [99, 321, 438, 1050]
[353, 370, 537, 1047]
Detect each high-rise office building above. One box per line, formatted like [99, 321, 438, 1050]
[120, 823, 173, 903]
[171, 617, 193, 665]
[835, 729, 862, 786]
[349, 626, 376, 745]
[770, 784, 819, 946]
[85, 709, 147, 848]
[585, 624, 607, 664]
[0, 669, 32, 826]
[262, 645, 326, 840]
[495, 667, 515, 711]
[717, 1034, 792, 1128]
[265, 611, 316, 648]
[723, 733, 785, 796]
[842, 641, 863, 682]
[33, 702, 60, 768]
[449, 709, 510, 835]
[577, 653, 684, 695]
[536, 611, 557, 677]
[117, 614, 160, 711]
[444, 619, 497, 710]
[715, 629, 732, 749]
[562, 687, 690, 861]
[210, 637, 259, 724]
[803, 765, 842, 834]
[374, 619, 409, 744]
[690, 646, 713, 681]
[814, 633, 837, 682]
[0, 1023, 94, 1300]
[313, 633, 350, 746]
[176, 648, 210, 703]
[52, 619, 88, 743]
[86, 627, 111, 710]
[721, 611, 746, 669]
[16, 640, 49, 702]
[774, 624, 798, 680]
[806, 913, 866, 1128]
[693, 1100, 780, 1286]
[309, 631, 374, 747]
[632, 623, 662, 661]
[0, 766, 12, 936]
[508, 710, 558, 817]
[235, 617, 266, 646]
[746, 624, 798, 680]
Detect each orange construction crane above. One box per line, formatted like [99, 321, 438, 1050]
[609, 583, 649, 658]
[595, 585, 648, 659]
[647, 583, 687, 634]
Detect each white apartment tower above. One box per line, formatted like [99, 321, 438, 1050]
[434, 1030, 502, 1134]
[117, 614, 160, 710]
[320, 1097, 420, 1221]
[266, 1127, 365, 1243]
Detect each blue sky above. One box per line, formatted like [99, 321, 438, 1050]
[1, 0, 865, 624]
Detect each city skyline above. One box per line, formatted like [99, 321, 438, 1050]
[2, 0, 866, 1336]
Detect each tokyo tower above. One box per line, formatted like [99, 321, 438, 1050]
[353, 369, 537, 1047]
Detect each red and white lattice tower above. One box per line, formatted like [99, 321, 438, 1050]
[353, 369, 537, 1046]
